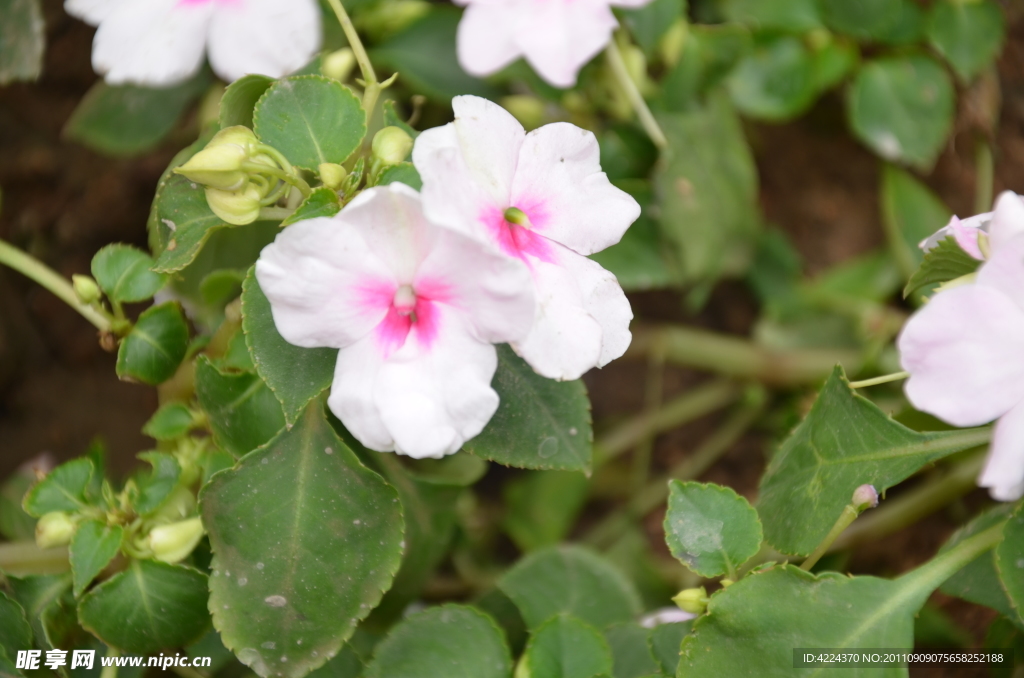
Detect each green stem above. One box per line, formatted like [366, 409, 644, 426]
[604, 38, 667, 150]
[975, 138, 994, 215]
[0, 240, 111, 333]
[324, 0, 383, 116]
[848, 371, 909, 389]
[627, 324, 861, 386]
[897, 521, 1005, 597]
[801, 504, 861, 571]
[100, 651, 118, 678]
[242, 162, 311, 198]
[259, 207, 295, 221]
[0, 542, 71, 576]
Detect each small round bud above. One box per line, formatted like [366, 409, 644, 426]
[147, 516, 204, 564]
[205, 183, 263, 226]
[72, 275, 102, 305]
[322, 48, 356, 82]
[319, 163, 348, 191]
[852, 484, 879, 512]
[371, 126, 414, 166]
[672, 586, 708, 615]
[36, 511, 75, 549]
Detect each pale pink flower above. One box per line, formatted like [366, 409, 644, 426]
[255, 184, 535, 459]
[455, 0, 652, 88]
[65, 0, 321, 86]
[413, 95, 638, 381]
[919, 191, 1024, 260]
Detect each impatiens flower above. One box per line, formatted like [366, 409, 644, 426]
[65, 0, 322, 86]
[898, 231, 1024, 501]
[455, 0, 652, 88]
[413, 95, 638, 381]
[255, 183, 535, 459]
[919, 191, 1024, 260]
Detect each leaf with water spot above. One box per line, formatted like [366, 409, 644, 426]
[664, 481, 762, 578]
[200, 400, 404, 678]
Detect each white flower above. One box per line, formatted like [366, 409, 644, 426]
[639, 607, 696, 628]
[919, 191, 1024, 260]
[898, 230, 1024, 501]
[455, 0, 652, 88]
[255, 183, 535, 459]
[65, 0, 322, 87]
[412, 95, 638, 381]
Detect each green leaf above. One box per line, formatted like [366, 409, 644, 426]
[847, 56, 955, 171]
[0, 0, 43, 84]
[151, 174, 229, 274]
[881, 164, 953, 279]
[253, 75, 366, 171]
[220, 74, 274, 129]
[648, 622, 692, 676]
[519, 615, 613, 678]
[660, 26, 751, 112]
[664, 481, 762, 578]
[927, 0, 1005, 82]
[996, 503, 1024, 627]
[7, 574, 71, 651]
[904, 237, 980, 298]
[200, 268, 247, 307]
[622, 0, 686, 56]
[727, 36, 816, 122]
[820, 0, 902, 40]
[463, 345, 592, 472]
[194, 356, 286, 457]
[810, 39, 859, 92]
[116, 302, 189, 386]
[758, 366, 990, 556]
[654, 94, 759, 288]
[986, 616, 1024, 678]
[64, 73, 211, 156]
[0, 467, 37, 541]
[23, 458, 95, 517]
[503, 470, 588, 552]
[306, 646, 364, 678]
[590, 213, 676, 292]
[371, 7, 502, 101]
[377, 163, 422, 191]
[69, 520, 123, 597]
[874, 0, 925, 45]
[280, 187, 341, 227]
[78, 560, 209, 654]
[0, 592, 33, 663]
[364, 605, 512, 678]
[241, 268, 337, 426]
[143, 402, 198, 441]
[91, 244, 167, 304]
[200, 401, 404, 678]
[134, 452, 182, 516]
[382, 100, 418, 138]
[499, 545, 642, 630]
[604, 623, 659, 678]
[720, 0, 822, 31]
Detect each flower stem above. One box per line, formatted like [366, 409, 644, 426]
[604, 38, 667, 150]
[800, 503, 863, 571]
[325, 0, 384, 116]
[848, 371, 909, 389]
[631, 345, 666, 491]
[243, 160, 312, 198]
[0, 542, 70, 576]
[897, 521, 1005, 598]
[100, 651, 119, 678]
[0, 240, 112, 333]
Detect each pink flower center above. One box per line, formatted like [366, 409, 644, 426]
[480, 201, 553, 264]
[357, 279, 451, 358]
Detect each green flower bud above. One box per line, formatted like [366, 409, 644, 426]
[322, 48, 356, 82]
[175, 126, 260, 191]
[659, 19, 688, 68]
[72, 274, 102, 305]
[672, 586, 708, 615]
[319, 163, 348, 191]
[148, 485, 197, 524]
[36, 511, 75, 549]
[147, 516, 204, 564]
[371, 126, 414, 166]
[206, 183, 263, 226]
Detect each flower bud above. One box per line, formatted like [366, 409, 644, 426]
[371, 126, 414, 165]
[672, 586, 708, 615]
[852, 484, 879, 512]
[72, 274, 102, 305]
[36, 511, 75, 549]
[175, 126, 259, 191]
[206, 183, 263, 226]
[322, 48, 356, 82]
[148, 485, 197, 524]
[319, 163, 348, 191]
[147, 516, 204, 564]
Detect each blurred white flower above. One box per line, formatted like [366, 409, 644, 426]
[65, 0, 322, 86]
[414, 95, 638, 380]
[255, 184, 535, 459]
[455, 0, 652, 88]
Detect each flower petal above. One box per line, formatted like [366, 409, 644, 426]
[374, 310, 500, 458]
[976, 231, 1024, 312]
[987, 191, 1024, 253]
[516, 0, 617, 88]
[558, 249, 632, 367]
[328, 335, 394, 452]
[65, 0, 123, 25]
[979, 398, 1024, 501]
[450, 95, 525, 205]
[457, 4, 523, 79]
[511, 121, 640, 255]
[208, 0, 322, 82]
[899, 284, 1024, 427]
[91, 0, 211, 87]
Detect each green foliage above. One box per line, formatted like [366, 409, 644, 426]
[0, 468, 37, 541]
[720, 0, 821, 32]
[820, 0, 903, 40]
[77, 560, 209, 654]
[376, 163, 422, 190]
[0, 0, 43, 85]
[499, 546, 642, 630]
[133, 451, 182, 515]
[463, 346, 593, 472]
[661, 26, 750, 112]
[69, 520, 123, 597]
[241, 268, 338, 426]
[23, 458, 95, 517]
[194, 356, 286, 457]
[519, 615, 614, 678]
[151, 173, 230, 275]
[648, 622, 692, 676]
[503, 470, 589, 552]
[200, 401, 404, 678]
[847, 56, 955, 171]
[91, 244, 167, 304]
[758, 367, 990, 556]
[904, 237, 980, 299]
[604, 622, 659, 678]
[590, 214, 676, 292]
[116, 303, 189, 385]
[995, 502, 1024, 627]
[0, 591, 34, 663]
[621, 0, 686, 56]
[727, 35, 816, 121]
[664, 481, 762, 578]
[220, 75, 275, 129]
[881, 164, 952, 278]
[280, 187, 342, 227]
[926, 0, 1005, 82]
[143, 403, 198, 441]
[253, 75, 366, 171]
[364, 605, 512, 678]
